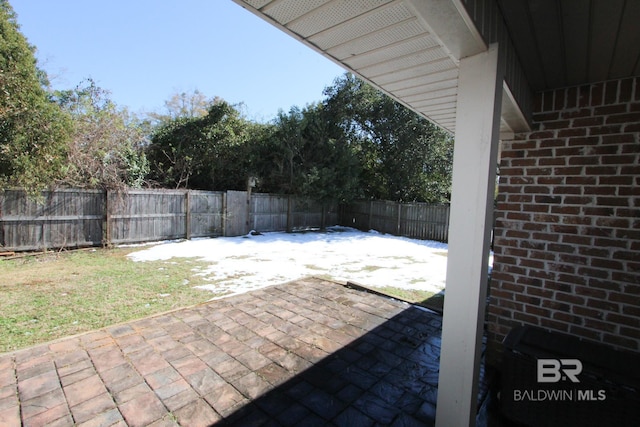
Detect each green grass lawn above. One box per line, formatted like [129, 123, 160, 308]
[0, 248, 220, 353]
[374, 285, 436, 303]
[349, 283, 444, 313]
[1, 247, 444, 353]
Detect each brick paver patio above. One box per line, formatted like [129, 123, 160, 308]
[0, 278, 486, 426]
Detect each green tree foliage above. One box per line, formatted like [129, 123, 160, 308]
[145, 74, 452, 204]
[52, 79, 149, 190]
[298, 103, 361, 203]
[0, 0, 72, 191]
[252, 104, 360, 203]
[146, 100, 253, 190]
[323, 73, 453, 203]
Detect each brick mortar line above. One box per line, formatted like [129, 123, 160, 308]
[163, 313, 241, 422]
[75, 339, 125, 426]
[11, 355, 22, 425]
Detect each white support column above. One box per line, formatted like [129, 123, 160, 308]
[435, 44, 504, 427]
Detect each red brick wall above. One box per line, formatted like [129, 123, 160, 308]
[488, 77, 640, 360]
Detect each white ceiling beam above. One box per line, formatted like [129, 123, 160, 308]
[501, 81, 531, 133]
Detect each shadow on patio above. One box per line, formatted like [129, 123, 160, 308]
[1, 277, 493, 426]
[215, 287, 449, 426]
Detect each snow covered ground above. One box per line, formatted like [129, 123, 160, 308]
[127, 226, 451, 299]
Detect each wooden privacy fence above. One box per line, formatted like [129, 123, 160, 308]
[250, 194, 337, 232]
[106, 189, 224, 244]
[0, 189, 447, 252]
[0, 189, 105, 252]
[0, 189, 338, 252]
[341, 200, 450, 242]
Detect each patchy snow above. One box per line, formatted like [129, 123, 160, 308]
[127, 226, 454, 298]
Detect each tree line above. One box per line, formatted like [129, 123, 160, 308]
[1, 1, 453, 204]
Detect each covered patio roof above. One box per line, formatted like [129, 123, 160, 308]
[234, 0, 528, 137]
[234, 0, 640, 136]
[498, 0, 640, 91]
[231, 1, 640, 426]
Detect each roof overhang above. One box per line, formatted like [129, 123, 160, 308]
[233, 0, 531, 136]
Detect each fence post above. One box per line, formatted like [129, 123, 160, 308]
[368, 200, 373, 230]
[185, 190, 191, 240]
[0, 192, 4, 249]
[396, 202, 402, 235]
[246, 181, 253, 233]
[286, 196, 292, 233]
[222, 192, 227, 237]
[444, 204, 450, 242]
[104, 189, 112, 247]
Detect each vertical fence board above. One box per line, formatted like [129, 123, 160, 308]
[225, 190, 249, 237]
[190, 191, 224, 238]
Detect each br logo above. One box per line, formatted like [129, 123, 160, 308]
[537, 359, 582, 383]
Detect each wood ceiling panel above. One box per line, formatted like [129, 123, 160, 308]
[402, 87, 457, 103]
[262, 0, 330, 25]
[560, 0, 589, 85]
[412, 96, 458, 110]
[588, 0, 625, 82]
[243, 0, 271, 9]
[308, 1, 412, 50]
[528, 0, 565, 88]
[287, 0, 391, 38]
[496, 0, 546, 90]
[435, 118, 456, 126]
[422, 109, 456, 119]
[499, 0, 640, 91]
[373, 58, 457, 85]
[357, 46, 449, 78]
[343, 34, 439, 70]
[327, 19, 426, 60]
[393, 79, 457, 98]
[609, 0, 640, 79]
[382, 69, 459, 92]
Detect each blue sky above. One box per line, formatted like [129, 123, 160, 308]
[10, 0, 346, 122]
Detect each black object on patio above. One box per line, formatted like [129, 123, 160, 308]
[500, 325, 640, 427]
